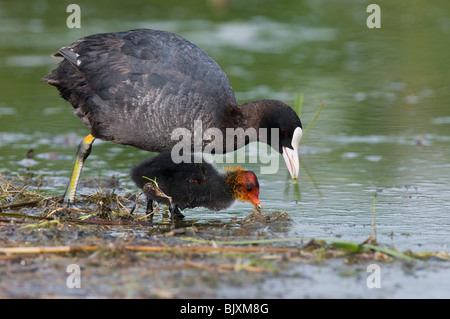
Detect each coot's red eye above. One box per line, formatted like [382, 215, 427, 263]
[280, 129, 287, 135]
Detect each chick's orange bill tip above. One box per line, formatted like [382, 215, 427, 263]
[252, 197, 261, 207]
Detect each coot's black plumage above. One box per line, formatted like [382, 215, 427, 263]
[131, 153, 260, 220]
[43, 29, 303, 203]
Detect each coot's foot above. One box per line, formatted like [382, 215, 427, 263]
[145, 199, 155, 222]
[169, 204, 185, 220]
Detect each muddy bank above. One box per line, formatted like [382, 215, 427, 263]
[1, 176, 449, 298]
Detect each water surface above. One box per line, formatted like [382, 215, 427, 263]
[0, 0, 449, 298]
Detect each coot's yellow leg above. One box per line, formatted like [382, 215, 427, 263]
[63, 134, 96, 204]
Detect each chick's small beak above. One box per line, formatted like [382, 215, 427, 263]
[252, 196, 261, 209]
[247, 189, 261, 208]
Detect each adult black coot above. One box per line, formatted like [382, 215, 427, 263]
[43, 29, 303, 203]
[131, 153, 260, 220]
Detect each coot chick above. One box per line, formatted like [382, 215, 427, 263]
[131, 153, 260, 220]
[43, 29, 302, 204]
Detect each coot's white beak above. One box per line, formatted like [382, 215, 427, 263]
[282, 127, 302, 182]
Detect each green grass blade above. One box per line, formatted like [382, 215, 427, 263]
[331, 241, 363, 253]
[293, 93, 304, 116]
[301, 98, 324, 143]
[179, 236, 416, 261]
[299, 157, 322, 197]
[364, 244, 415, 261]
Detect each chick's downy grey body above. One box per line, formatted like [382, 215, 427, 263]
[131, 153, 235, 212]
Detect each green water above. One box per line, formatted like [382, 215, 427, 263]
[0, 0, 449, 297]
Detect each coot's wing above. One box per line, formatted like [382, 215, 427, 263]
[43, 29, 237, 152]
